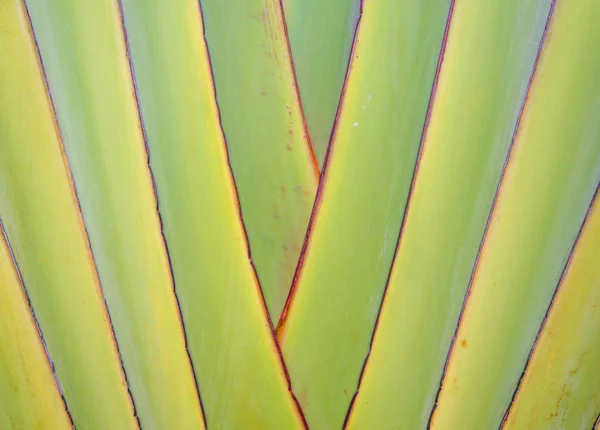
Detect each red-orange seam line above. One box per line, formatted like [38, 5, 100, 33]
[20, 1, 141, 426]
[500, 182, 599, 428]
[426, 1, 557, 426]
[114, 0, 208, 425]
[341, 0, 456, 426]
[276, 0, 365, 337]
[195, 1, 309, 426]
[0, 222, 75, 428]
[278, 0, 321, 179]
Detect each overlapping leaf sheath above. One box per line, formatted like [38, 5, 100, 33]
[0, 224, 70, 429]
[0, 0, 137, 427]
[345, 0, 553, 428]
[502, 187, 600, 429]
[24, 0, 204, 427]
[282, 0, 361, 166]
[199, 0, 319, 320]
[117, 0, 306, 428]
[277, 0, 452, 427]
[429, 0, 600, 426]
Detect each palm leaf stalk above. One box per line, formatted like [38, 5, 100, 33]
[0, 0, 599, 428]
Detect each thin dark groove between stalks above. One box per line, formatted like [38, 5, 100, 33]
[341, 1, 456, 427]
[276, 0, 365, 334]
[277, 0, 320, 178]
[426, 2, 557, 427]
[500, 182, 600, 429]
[114, 0, 208, 426]
[194, 1, 308, 427]
[0, 222, 75, 429]
[593, 411, 600, 430]
[21, 1, 141, 427]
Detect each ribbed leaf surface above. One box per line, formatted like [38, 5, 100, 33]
[0, 0, 136, 426]
[346, 0, 553, 427]
[0, 0, 599, 427]
[200, 0, 319, 320]
[282, 0, 360, 166]
[430, 0, 600, 425]
[277, 0, 452, 427]
[24, 0, 205, 426]
[118, 0, 306, 427]
[503, 188, 600, 429]
[0, 224, 70, 429]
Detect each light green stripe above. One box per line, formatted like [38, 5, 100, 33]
[0, 0, 137, 427]
[430, 0, 600, 427]
[504, 190, 600, 430]
[118, 0, 305, 427]
[278, 0, 451, 428]
[0, 224, 71, 429]
[347, 0, 552, 428]
[25, 0, 205, 427]
[200, 0, 319, 320]
[282, 0, 361, 166]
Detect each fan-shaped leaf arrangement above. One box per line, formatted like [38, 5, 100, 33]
[0, 0, 599, 428]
